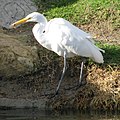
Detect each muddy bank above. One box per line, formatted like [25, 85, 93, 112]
[0, 26, 120, 111]
[0, 28, 39, 78]
[0, 63, 119, 111]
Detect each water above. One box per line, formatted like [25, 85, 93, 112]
[0, 108, 120, 120]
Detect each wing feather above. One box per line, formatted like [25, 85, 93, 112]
[44, 18, 104, 63]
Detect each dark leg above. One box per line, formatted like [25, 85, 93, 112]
[55, 52, 67, 95]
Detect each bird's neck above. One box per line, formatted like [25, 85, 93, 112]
[32, 14, 47, 34]
[32, 21, 52, 51]
[32, 17, 47, 41]
[33, 23, 45, 35]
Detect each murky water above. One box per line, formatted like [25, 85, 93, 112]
[0, 109, 120, 120]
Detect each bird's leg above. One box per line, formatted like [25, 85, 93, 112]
[79, 57, 87, 86]
[55, 52, 67, 95]
[64, 60, 85, 91]
[79, 61, 84, 85]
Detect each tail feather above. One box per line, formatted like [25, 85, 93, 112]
[95, 45, 105, 53]
[86, 38, 105, 63]
[91, 48, 104, 63]
[87, 38, 105, 53]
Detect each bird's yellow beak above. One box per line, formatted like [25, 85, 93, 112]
[10, 17, 30, 28]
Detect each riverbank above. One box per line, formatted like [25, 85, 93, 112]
[0, 0, 120, 111]
[0, 26, 120, 110]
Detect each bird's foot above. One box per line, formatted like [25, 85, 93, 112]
[44, 90, 60, 99]
[65, 79, 87, 91]
[78, 79, 87, 87]
[55, 90, 59, 96]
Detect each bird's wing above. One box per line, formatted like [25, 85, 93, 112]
[44, 18, 104, 63]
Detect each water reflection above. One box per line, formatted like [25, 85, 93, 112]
[0, 108, 120, 120]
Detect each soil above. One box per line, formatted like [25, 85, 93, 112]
[0, 23, 120, 111]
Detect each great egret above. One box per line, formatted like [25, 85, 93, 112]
[10, 12, 105, 94]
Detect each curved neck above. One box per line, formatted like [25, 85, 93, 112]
[32, 15, 47, 40]
[33, 23, 45, 35]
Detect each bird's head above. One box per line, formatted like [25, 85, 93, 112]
[10, 12, 45, 28]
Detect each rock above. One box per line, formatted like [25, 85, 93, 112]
[0, 0, 37, 28]
[0, 32, 39, 78]
[0, 98, 46, 109]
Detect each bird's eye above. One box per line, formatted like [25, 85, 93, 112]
[28, 17, 31, 20]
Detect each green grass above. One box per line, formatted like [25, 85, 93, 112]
[34, 0, 120, 28]
[96, 42, 120, 65]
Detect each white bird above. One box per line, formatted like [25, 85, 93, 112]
[10, 12, 105, 94]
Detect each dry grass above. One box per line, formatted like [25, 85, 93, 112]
[87, 65, 120, 110]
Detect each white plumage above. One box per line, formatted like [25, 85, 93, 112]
[11, 12, 105, 94]
[32, 14, 105, 63]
